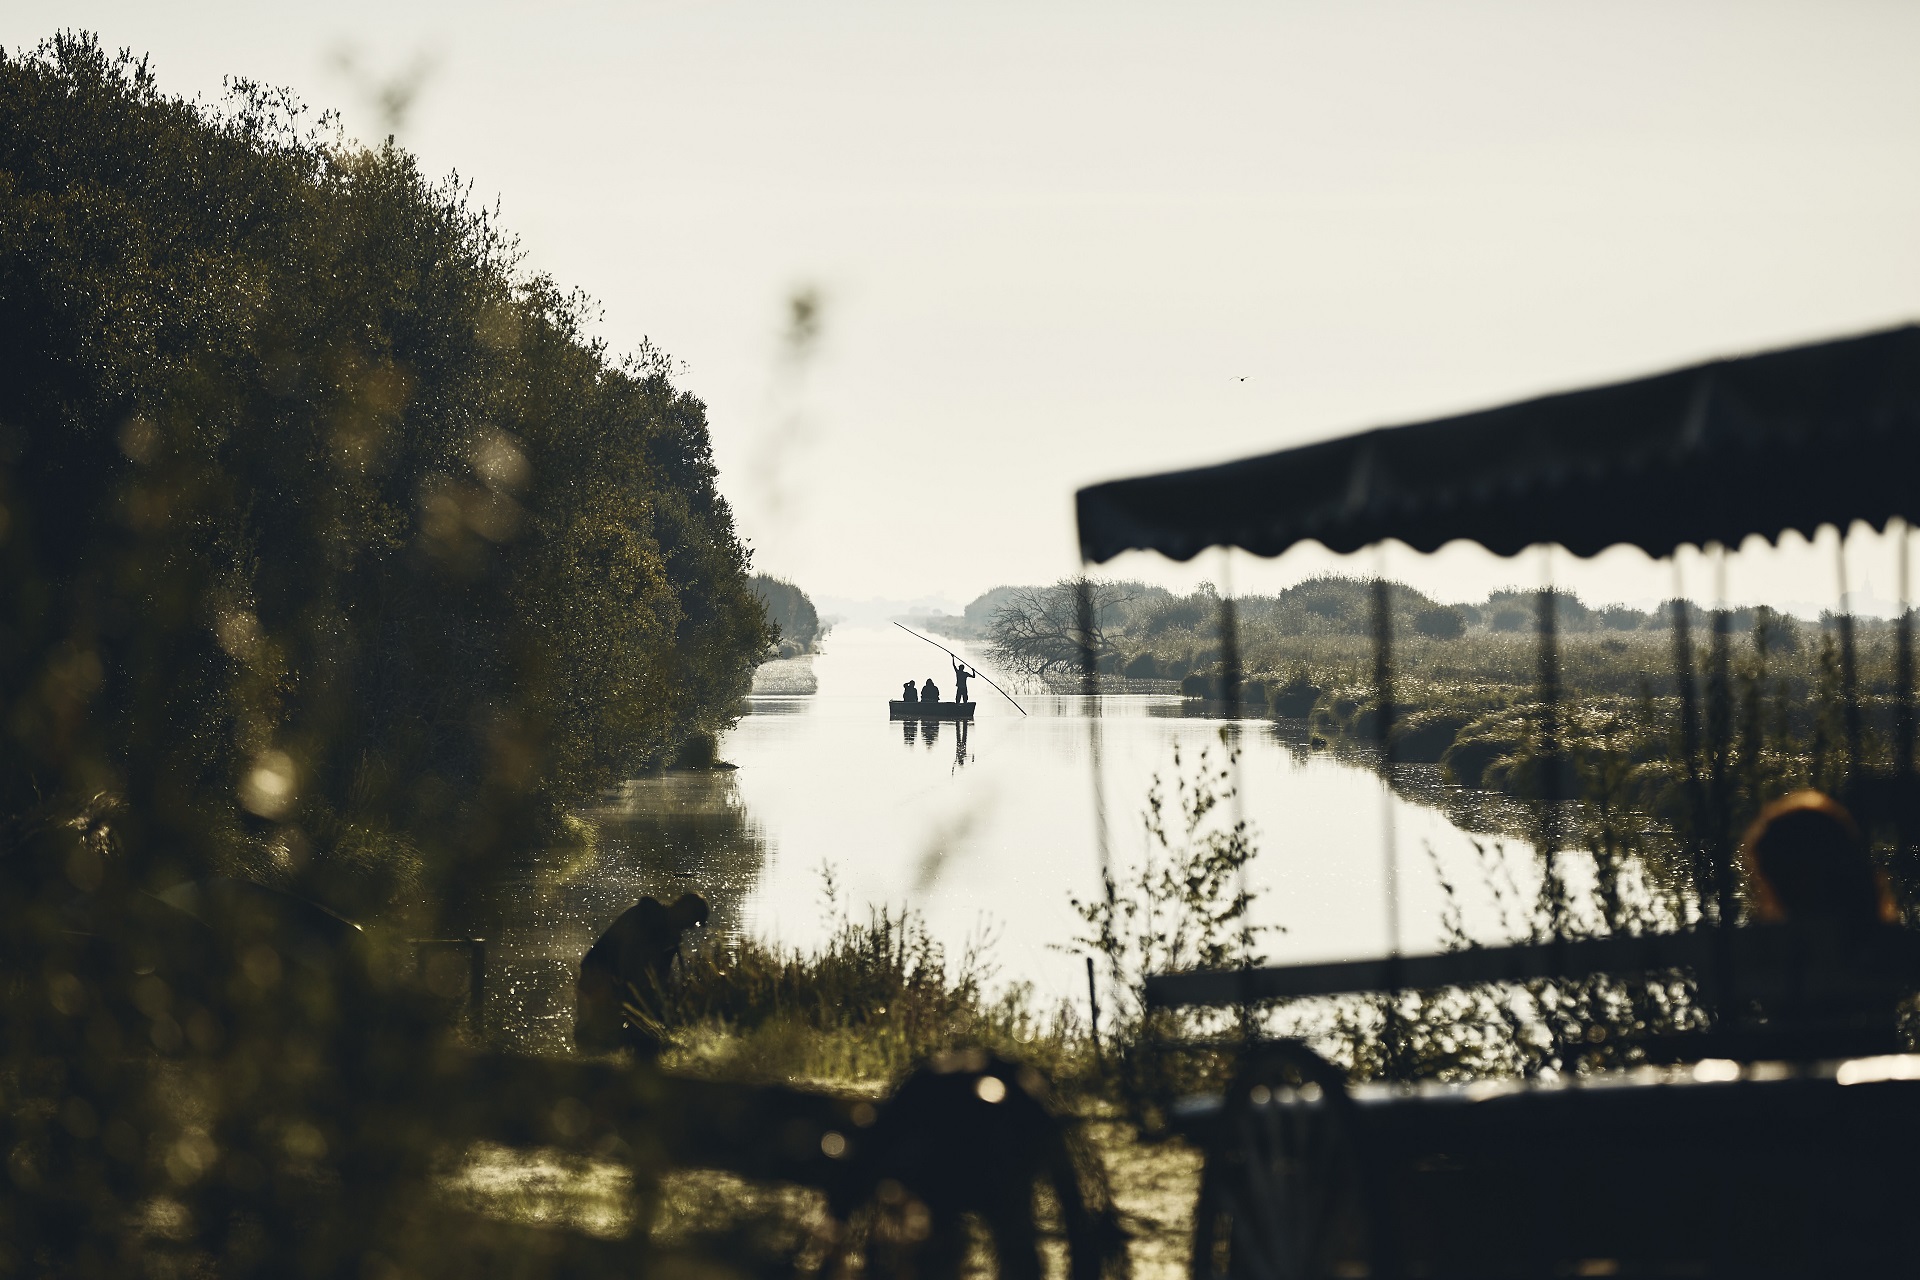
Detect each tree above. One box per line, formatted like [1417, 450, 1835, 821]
[985, 578, 1132, 681]
[0, 34, 770, 906]
[749, 574, 820, 652]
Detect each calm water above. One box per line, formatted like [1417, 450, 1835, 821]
[472, 625, 1543, 1052]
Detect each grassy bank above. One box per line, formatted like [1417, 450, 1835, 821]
[978, 576, 1917, 910]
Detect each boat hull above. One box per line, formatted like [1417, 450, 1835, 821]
[890, 701, 975, 721]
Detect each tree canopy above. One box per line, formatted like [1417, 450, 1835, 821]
[0, 34, 771, 912]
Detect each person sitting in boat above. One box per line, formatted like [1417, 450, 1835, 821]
[901, 679, 918, 704]
[920, 676, 939, 705]
[951, 656, 973, 705]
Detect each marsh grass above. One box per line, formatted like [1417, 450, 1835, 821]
[653, 870, 1093, 1088]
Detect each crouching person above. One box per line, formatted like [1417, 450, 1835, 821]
[575, 892, 710, 1056]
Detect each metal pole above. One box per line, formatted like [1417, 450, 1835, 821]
[1835, 528, 1864, 787]
[1671, 561, 1716, 926]
[1372, 566, 1404, 1080]
[1536, 550, 1565, 932]
[1707, 545, 1736, 933]
[1897, 521, 1917, 911]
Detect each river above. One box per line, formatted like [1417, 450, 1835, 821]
[472, 624, 1545, 1053]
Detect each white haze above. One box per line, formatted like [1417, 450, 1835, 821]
[12, 1, 1920, 614]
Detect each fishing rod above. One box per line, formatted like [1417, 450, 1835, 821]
[893, 622, 1028, 716]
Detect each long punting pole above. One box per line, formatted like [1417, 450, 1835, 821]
[892, 623, 1028, 716]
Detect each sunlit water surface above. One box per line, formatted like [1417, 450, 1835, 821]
[472, 626, 1551, 1052]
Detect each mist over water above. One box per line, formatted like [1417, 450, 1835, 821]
[474, 625, 1546, 1053]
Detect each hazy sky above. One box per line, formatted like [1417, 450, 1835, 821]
[12, 2, 1920, 613]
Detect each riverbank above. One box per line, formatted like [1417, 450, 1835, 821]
[978, 578, 1902, 848]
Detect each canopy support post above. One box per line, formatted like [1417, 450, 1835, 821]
[1218, 584, 1242, 720]
[1706, 546, 1737, 933]
[1371, 569, 1405, 1081]
[1672, 557, 1735, 1026]
[1535, 559, 1565, 933]
[1670, 571, 1717, 926]
[1897, 522, 1917, 912]
[1217, 552, 1259, 1043]
[1075, 576, 1130, 1110]
[1897, 521, 1915, 780]
[1835, 529, 1865, 790]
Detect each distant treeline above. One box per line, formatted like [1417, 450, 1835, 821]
[915, 586, 1025, 641]
[974, 575, 1843, 684]
[748, 573, 824, 657]
[0, 36, 771, 912]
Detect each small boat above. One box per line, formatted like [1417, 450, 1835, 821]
[889, 700, 976, 721]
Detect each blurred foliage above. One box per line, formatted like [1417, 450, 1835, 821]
[0, 33, 771, 1274]
[0, 33, 771, 908]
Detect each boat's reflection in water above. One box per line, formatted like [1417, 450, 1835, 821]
[901, 715, 972, 768]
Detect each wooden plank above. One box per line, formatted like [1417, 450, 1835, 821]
[1144, 924, 1920, 1008]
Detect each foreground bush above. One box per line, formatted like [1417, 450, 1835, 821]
[0, 34, 769, 905]
[0, 34, 770, 1274]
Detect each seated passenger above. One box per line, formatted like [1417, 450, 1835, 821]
[1740, 791, 1894, 928]
[921, 677, 939, 705]
[902, 680, 918, 704]
[1737, 792, 1907, 1050]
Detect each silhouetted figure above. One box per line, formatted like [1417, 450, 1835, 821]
[1738, 791, 1903, 1046]
[921, 677, 939, 704]
[575, 891, 710, 1054]
[1740, 791, 1894, 928]
[901, 680, 918, 704]
[825, 1052, 1122, 1280]
[951, 657, 973, 705]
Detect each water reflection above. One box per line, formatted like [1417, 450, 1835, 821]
[903, 715, 975, 768]
[465, 771, 767, 1053]
[467, 625, 1548, 1049]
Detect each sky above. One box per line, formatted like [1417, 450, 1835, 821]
[11, 1, 1920, 614]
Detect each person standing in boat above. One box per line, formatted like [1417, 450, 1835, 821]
[951, 656, 974, 706]
[901, 679, 919, 705]
[920, 675, 939, 705]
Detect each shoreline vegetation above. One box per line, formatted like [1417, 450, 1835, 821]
[965, 575, 1910, 851]
[660, 570, 1911, 1101]
[746, 574, 824, 695]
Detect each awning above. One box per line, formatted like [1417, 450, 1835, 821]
[1076, 323, 1920, 564]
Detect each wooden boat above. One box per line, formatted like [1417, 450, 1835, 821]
[889, 700, 975, 721]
